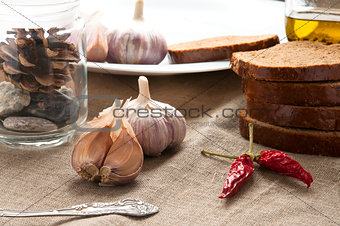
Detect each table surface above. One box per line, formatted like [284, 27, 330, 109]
[0, 70, 339, 226]
[0, 0, 339, 225]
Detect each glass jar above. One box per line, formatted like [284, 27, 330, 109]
[0, 0, 87, 149]
[285, 0, 340, 44]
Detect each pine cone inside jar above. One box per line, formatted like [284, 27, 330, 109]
[0, 28, 80, 93]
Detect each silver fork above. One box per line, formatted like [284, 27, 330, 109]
[0, 199, 158, 217]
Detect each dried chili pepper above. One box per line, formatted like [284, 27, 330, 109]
[255, 150, 313, 188]
[201, 123, 314, 199]
[219, 154, 254, 198]
[203, 124, 255, 198]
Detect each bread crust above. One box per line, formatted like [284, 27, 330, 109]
[168, 35, 279, 64]
[239, 111, 340, 157]
[231, 41, 340, 82]
[246, 98, 340, 131]
[243, 78, 340, 106]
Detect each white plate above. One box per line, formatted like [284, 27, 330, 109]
[82, 0, 285, 76]
[87, 59, 231, 76]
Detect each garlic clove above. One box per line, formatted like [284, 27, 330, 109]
[71, 127, 113, 182]
[71, 103, 116, 182]
[100, 118, 143, 186]
[72, 100, 144, 186]
[85, 11, 108, 62]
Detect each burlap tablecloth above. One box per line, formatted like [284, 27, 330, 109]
[0, 70, 339, 225]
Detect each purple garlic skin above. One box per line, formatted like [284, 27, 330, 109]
[125, 76, 186, 156]
[166, 111, 187, 148]
[106, 0, 167, 64]
[107, 24, 167, 64]
[126, 100, 186, 156]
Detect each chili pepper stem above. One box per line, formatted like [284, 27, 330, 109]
[201, 150, 238, 159]
[247, 123, 254, 160]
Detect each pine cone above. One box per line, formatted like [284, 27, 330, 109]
[0, 28, 80, 93]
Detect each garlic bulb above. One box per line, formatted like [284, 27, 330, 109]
[85, 11, 108, 62]
[126, 76, 186, 156]
[106, 0, 167, 64]
[71, 100, 143, 186]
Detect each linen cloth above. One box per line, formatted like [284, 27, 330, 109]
[0, 70, 339, 225]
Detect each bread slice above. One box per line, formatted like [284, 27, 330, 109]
[243, 78, 340, 106]
[231, 41, 340, 81]
[246, 98, 340, 131]
[239, 111, 339, 157]
[168, 35, 279, 64]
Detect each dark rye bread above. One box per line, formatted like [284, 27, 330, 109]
[239, 111, 339, 157]
[231, 41, 340, 81]
[168, 35, 279, 64]
[246, 98, 340, 131]
[243, 78, 340, 106]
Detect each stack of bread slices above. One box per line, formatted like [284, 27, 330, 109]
[231, 41, 340, 157]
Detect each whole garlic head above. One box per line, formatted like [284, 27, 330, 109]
[85, 11, 108, 62]
[126, 76, 186, 156]
[106, 0, 167, 64]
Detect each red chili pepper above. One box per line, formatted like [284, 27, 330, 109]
[202, 124, 313, 199]
[219, 154, 254, 198]
[256, 150, 313, 188]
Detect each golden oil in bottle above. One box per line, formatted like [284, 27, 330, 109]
[285, 16, 340, 44]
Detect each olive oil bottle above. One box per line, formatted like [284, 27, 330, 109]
[285, 16, 340, 44]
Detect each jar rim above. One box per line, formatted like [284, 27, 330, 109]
[1, 0, 79, 6]
[0, 0, 80, 28]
